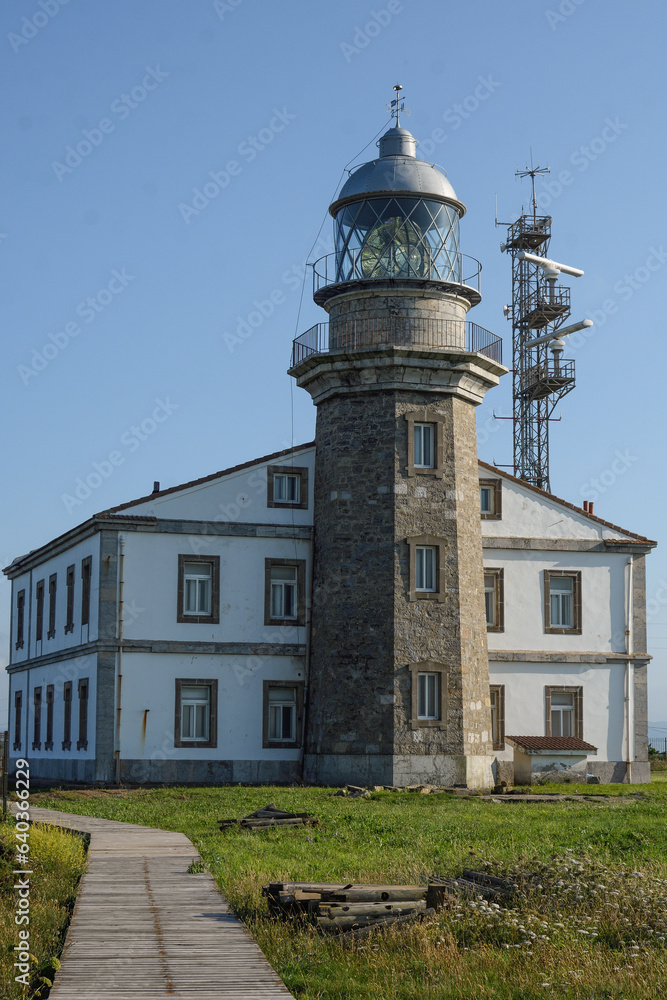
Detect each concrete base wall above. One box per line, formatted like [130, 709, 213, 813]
[303, 753, 495, 788]
[119, 758, 302, 785]
[9, 758, 98, 784]
[9, 757, 301, 786]
[586, 759, 650, 784]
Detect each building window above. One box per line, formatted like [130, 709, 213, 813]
[484, 568, 504, 632]
[62, 682, 72, 751]
[544, 570, 582, 634]
[47, 573, 57, 639]
[545, 686, 583, 739]
[177, 555, 220, 624]
[36, 580, 44, 642]
[13, 691, 22, 751]
[81, 557, 92, 627]
[414, 423, 435, 468]
[267, 465, 309, 509]
[264, 559, 306, 626]
[174, 679, 218, 748]
[32, 687, 42, 750]
[418, 672, 439, 720]
[404, 408, 446, 477]
[416, 546, 437, 592]
[490, 684, 505, 750]
[45, 685, 54, 751]
[406, 535, 446, 602]
[15, 590, 25, 650]
[262, 681, 304, 748]
[408, 661, 447, 729]
[65, 564, 75, 633]
[77, 679, 89, 750]
[479, 478, 502, 519]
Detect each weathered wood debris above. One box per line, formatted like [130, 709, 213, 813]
[219, 803, 319, 831]
[262, 870, 515, 935]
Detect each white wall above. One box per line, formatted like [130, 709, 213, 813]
[122, 531, 310, 645]
[9, 652, 97, 761]
[480, 471, 629, 542]
[490, 660, 627, 763]
[9, 534, 100, 665]
[484, 549, 629, 654]
[119, 651, 304, 761]
[125, 448, 316, 527]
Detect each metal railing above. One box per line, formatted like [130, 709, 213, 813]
[312, 249, 482, 296]
[650, 737, 667, 756]
[291, 318, 502, 367]
[521, 358, 575, 395]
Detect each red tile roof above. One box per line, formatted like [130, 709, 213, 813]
[478, 460, 656, 546]
[506, 736, 597, 753]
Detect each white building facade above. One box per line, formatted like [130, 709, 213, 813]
[4, 447, 654, 785]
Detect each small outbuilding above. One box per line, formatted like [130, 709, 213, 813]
[506, 736, 598, 784]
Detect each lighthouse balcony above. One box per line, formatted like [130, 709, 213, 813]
[291, 318, 503, 368]
[312, 249, 482, 306]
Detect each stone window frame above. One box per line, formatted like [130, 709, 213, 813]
[264, 558, 307, 626]
[545, 685, 583, 740]
[45, 685, 54, 751]
[404, 408, 446, 478]
[262, 679, 305, 749]
[484, 567, 505, 632]
[480, 478, 502, 520]
[408, 661, 448, 730]
[266, 465, 309, 510]
[174, 678, 218, 749]
[406, 534, 447, 602]
[490, 684, 505, 750]
[177, 554, 220, 624]
[32, 686, 42, 751]
[13, 690, 22, 752]
[62, 681, 72, 751]
[65, 564, 75, 634]
[543, 569, 582, 635]
[15, 589, 25, 650]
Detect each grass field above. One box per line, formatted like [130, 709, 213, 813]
[0, 821, 87, 1000]
[29, 781, 667, 999]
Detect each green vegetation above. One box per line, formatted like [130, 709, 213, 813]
[0, 821, 87, 999]
[31, 782, 667, 999]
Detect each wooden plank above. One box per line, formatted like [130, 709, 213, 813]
[26, 806, 295, 1000]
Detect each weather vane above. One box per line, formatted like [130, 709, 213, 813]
[388, 83, 409, 127]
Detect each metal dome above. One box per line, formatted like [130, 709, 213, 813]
[330, 126, 464, 218]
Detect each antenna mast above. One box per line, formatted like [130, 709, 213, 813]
[500, 158, 582, 493]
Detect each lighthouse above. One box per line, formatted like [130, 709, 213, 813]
[289, 90, 507, 788]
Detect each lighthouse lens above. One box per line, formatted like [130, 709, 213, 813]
[334, 197, 461, 284]
[360, 217, 425, 278]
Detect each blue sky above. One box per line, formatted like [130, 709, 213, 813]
[2, 0, 667, 731]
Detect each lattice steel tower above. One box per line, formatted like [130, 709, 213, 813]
[501, 164, 586, 493]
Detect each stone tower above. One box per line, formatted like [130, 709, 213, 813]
[289, 109, 506, 788]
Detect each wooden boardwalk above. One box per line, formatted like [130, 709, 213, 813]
[29, 807, 295, 1000]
